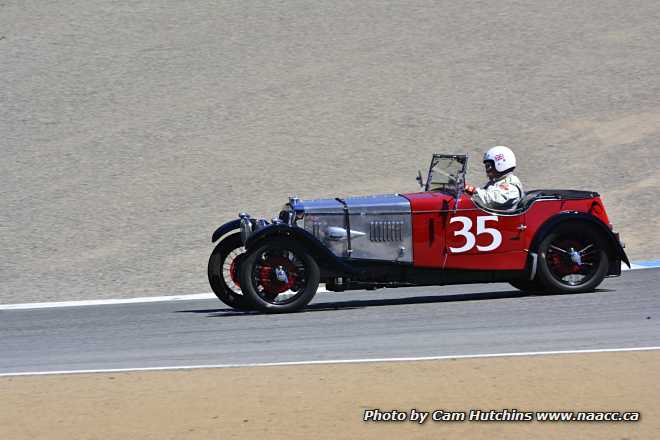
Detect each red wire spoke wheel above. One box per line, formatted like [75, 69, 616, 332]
[207, 233, 253, 310]
[537, 223, 609, 293]
[239, 238, 320, 313]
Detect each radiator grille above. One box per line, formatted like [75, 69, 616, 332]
[369, 221, 403, 242]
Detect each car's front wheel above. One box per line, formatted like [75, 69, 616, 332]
[536, 223, 609, 294]
[239, 238, 320, 313]
[207, 233, 253, 310]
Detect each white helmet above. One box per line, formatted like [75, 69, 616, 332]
[483, 145, 516, 173]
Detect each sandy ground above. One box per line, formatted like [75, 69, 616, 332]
[1, 351, 658, 439]
[2, 0, 660, 303]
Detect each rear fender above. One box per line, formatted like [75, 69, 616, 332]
[211, 219, 241, 243]
[529, 212, 630, 271]
[245, 224, 359, 275]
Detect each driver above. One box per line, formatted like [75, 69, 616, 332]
[464, 146, 523, 210]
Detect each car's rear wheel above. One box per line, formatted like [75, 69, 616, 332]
[537, 223, 609, 293]
[239, 238, 320, 313]
[207, 233, 253, 310]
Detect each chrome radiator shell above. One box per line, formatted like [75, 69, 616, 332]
[298, 194, 412, 262]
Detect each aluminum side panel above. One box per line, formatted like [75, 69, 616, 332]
[302, 194, 413, 262]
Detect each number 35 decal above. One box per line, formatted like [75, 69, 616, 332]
[449, 216, 502, 253]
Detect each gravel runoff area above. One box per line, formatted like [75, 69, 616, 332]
[2, 0, 660, 303]
[1, 351, 658, 439]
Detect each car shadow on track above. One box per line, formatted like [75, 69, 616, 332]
[175, 288, 614, 317]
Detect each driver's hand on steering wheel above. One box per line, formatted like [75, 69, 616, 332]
[464, 184, 476, 195]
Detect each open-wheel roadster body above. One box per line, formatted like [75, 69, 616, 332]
[208, 154, 629, 313]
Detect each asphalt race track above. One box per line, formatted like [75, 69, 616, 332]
[0, 268, 657, 376]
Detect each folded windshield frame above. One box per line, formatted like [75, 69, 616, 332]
[425, 154, 469, 196]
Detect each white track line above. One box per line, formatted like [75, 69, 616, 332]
[0, 288, 329, 310]
[0, 293, 217, 310]
[622, 264, 657, 271]
[1, 262, 657, 311]
[2, 346, 659, 377]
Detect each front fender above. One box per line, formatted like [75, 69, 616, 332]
[529, 212, 630, 268]
[211, 219, 242, 243]
[245, 223, 359, 274]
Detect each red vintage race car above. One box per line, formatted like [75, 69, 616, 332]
[208, 154, 629, 313]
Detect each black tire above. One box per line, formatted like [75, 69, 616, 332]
[239, 238, 320, 313]
[536, 223, 609, 294]
[509, 279, 547, 293]
[207, 232, 253, 310]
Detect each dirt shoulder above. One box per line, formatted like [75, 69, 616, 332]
[1, 351, 658, 440]
[3, 1, 660, 304]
